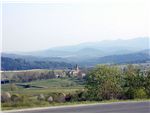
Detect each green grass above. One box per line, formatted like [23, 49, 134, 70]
[24, 77, 84, 87]
[2, 99, 150, 111]
[1, 78, 85, 95]
[1, 77, 85, 110]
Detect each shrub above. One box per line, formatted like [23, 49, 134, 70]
[11, 94, 21, 102]
[125, 88, 135, 99]
[134, 88, 147, 99]
[70, 90, 88, 101]
[65, 93, 72, 102]
[53, 93, 66, 103]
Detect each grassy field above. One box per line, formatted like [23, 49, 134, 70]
[1, 77, 85, 95]
[1, 77, 86, 110]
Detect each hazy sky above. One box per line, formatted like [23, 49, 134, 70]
[2, 0, 149, 52]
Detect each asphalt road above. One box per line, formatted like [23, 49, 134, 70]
[7, 101, 150, 113]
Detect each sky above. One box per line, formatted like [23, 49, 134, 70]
[2, 0, 150, 52]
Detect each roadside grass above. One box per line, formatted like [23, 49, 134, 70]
[2, 99, 150, 111]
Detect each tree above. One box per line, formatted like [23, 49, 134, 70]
[144, 70, 150, 97]
[86, 65, 123, 100]
[122, 65, 150, 99]
[123, 65, 147, 99]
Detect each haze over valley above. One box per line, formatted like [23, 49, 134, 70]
[2, 37, 150, 70]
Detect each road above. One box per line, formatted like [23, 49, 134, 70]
[6, 101, 150, 113]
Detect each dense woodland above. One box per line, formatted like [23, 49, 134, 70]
[85, 65, 150, 100]
[1, 57, 73, 70]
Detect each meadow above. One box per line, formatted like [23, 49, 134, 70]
[1, 77, 85, 95]
[1, 77, 86, 110]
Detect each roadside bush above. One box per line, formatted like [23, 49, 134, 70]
[53, 93, 66, 102]
[134, 88, 147, 99]
[11, 94, 21, 102]
[70, 93, 78, 101]
[144, 70, 150, 97]
[124, 88, 135, 99]
[76, 90, 87, 101]
[20, 95, 29, 103]
[100, 78, 123, 100]
[65, 93, 72, 102]
[70, 90, 88, 101]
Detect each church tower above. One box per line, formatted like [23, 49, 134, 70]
[75, 64, 79, 72]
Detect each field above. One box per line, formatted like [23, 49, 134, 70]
[1, 77, 85, 95]
[1, 77, 86, 110]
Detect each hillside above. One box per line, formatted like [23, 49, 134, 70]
[1, 57, 73, 71]
[1, 49, 150, 69]
[80, 49, 150, 66]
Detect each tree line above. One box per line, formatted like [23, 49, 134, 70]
[1, 57, 73, 70]
[85, 65, 150, 100]
[1, 70, 65, 83]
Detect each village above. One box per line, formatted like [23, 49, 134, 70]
[1, 64, 87, 84]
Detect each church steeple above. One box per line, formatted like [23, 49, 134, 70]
[75, 64, 79, 72]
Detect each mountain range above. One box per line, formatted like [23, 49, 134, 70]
[2, 37, 150, 69]
[11, 37, 149, 58]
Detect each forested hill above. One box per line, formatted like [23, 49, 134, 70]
[96, 51, 150, 64]
[1, 57, 73, 71]
[79, 49, 150, 66]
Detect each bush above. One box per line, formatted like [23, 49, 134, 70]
[53, 93, 66, 103]
[65, 93, 72, 102]
[20, 95, 29, 103]
[70, 90, 88, 101]
[125, 88, 135, 99]
[134, 88, 147, 99]
[11, 94, 21, 102]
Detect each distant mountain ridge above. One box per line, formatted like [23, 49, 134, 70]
[1, 37, 149, 69]
[1, 49, 150, 69]
[8, 37, 148, 58]
[79, 49, 150, 66]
